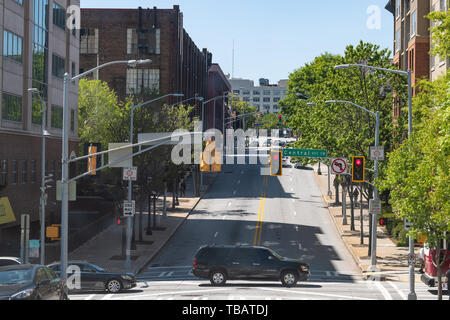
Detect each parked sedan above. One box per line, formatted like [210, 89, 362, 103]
[0, 264, 67, 300]
[47, 261, 136, 293]
[0, 257, 23, 267]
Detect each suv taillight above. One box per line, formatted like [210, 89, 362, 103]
[193, 258, 197, 269]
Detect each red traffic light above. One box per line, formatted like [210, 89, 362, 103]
[356, 159, 362, 166]
[379, 218, 387, 226]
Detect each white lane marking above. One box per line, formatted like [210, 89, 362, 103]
[214, 232, 219, 238]
[293, 211, 297, 216]
[298, 243, 302, 250]
[85, 294, 96, 300]
[167, 272, 174, 277]
[233, 190, 237, 195]
[387, 281, 407, 300]
[158, 272, 167, 278]
[101, 294, 113, 300]
[111, 288, 230, 300]
[374, 281, 393, 300]
[292, 199, 295, 203]
[227, 201, 232, 207]
[257, 287, 373, 300]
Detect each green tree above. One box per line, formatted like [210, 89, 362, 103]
[379, 71, 450, 300]
[229, 94, 257, 129]
[427, 8, 450, 59]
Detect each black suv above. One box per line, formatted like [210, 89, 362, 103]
[192, 245, 310, 287]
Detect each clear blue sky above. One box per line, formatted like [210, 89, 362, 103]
[80, 0, 394, 83]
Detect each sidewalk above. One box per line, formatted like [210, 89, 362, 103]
[68, 171, 217, 275]
[311, 164, 421, 282]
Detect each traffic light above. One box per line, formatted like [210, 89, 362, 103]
[270, 151, 283, 176]
[379, 217, 388, 226]
[352, 156, 365, 183]
[117, 216, 126, 226]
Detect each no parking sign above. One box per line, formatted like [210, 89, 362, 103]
[331, 158, 347, 175]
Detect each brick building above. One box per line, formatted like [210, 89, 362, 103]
[79, 6, 212, 118]
[206, 63, 232, 132]
[0, 0, 80, 253]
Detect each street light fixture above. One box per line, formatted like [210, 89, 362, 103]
[335, 63, 416, 300]
[60, 59, 152, 285]
[126, 92, 183, 270]
[167, 96, 204, 108]
[325, 99, 380, 273]
[28, 88, 51, 266]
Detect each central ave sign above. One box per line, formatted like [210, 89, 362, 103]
[283, 149, 328, 158]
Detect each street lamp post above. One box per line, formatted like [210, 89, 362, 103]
[325, 100, 380, 273]
[60, 59, 152, 284]
[28, 88, 52, 265]
[127, 93, 184, 270]
[335, 64, 416, 300]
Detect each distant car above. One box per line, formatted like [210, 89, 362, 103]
[0, 264, 67, 300]
[282, 157, 289, 167]
[192, 245, 310, 287]
[0, 257, 23, 267]
[47, 261, 136, 293]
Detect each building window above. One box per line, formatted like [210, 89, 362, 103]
[70, 109, 75, 131]
[15, 0, 23, 5]
[11, 160, 18, 185]
[242, 90, 250, 95]
[233, 90, 240, 95]
[3, 30, 23, 63]
[127, 29, 138, 55]
[274, 97, 281, 102]
[32, 98, 47, 125]
[395, 29, 401, 53]
[2, 93, 22, 122]
[243, 97, 250, 102]
[253, 97, 260, 102]
[441, 0, 447, 12]
[53, 2, 66, 30]
[31, 160, 37, 184]
[80, 28, 98, 54]
[136, 29, 160, 55]
[0, 160, 7, 186]
[51, 160, 56, 179]
[21, 160, 28, 184]
[273, 91, 280, 96]
[51, 105, 63, 129]
[52, 54, 65, 78]
[71, 62, 76, 78]
[263, 97, 271, 103]
[410, 11, 416, 38]
[253, 90, 260, 95]
[263, 90, 271, 96]
[396, 0, 400, 18]
[126, 69, 160, 95]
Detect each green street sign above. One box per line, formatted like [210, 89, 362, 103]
[283, 149, 328, 158]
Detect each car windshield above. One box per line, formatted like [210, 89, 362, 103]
[267, 248, 283, 260]
[0, 269, 33, 286]
[90, 264, 106, 272]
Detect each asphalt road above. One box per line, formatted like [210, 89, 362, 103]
[69, 153, 440, 300]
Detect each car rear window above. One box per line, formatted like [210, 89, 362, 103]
[196, 248, 231, 262]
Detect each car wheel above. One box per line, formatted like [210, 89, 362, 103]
[106, 279, 123, 293]
[210, 270, 227, 286]
[281, 271, 298, 287]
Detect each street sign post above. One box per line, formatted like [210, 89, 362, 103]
[283, 149, 328, 158]
[123, 167, 137, 181]
[331, 158, 347, 175]
[369, 199, 382, 215]
[404, 218, 413, 231]
[123, 201, 136, 217]
[370, 146, 385, 161]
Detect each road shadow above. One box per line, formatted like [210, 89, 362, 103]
[198, 283, 322, 289]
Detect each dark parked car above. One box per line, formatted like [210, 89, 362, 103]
[47, 261, 136, 293]
[192, 245, 310, 287]
[0, 257, 23, 267]
[0, 264, 67, 300]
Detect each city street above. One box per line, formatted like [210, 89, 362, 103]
[68, 155, 438, 300]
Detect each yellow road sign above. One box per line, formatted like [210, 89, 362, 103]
[0, 197, 16, 225]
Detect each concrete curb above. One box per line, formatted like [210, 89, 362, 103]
[312, 172, 370, 278]
[133, 196, 203, 275]
[133, 174, 218, 275]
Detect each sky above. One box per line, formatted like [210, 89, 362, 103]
[80, 0, 394, 84]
